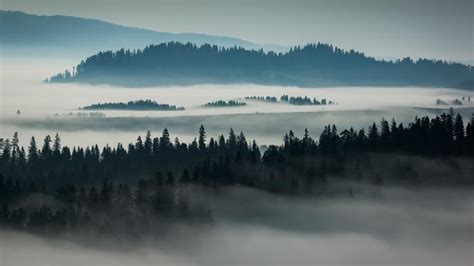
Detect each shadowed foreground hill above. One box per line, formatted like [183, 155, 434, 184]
[48, 42, 473, 88]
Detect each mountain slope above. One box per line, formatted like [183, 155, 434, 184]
[0, 10, 280, 56]
[48, 42, 474, 89]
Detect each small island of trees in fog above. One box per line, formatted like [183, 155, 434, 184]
[244, 95, 334, 105]
[202, 95, 334, 108]
[202, 100, 247, 107]
[436, 96, 471, 106]
[81, 100, 185, 111]
[47, 42, 473, 88]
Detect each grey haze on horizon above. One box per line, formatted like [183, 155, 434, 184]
[1, 0, 473, 63]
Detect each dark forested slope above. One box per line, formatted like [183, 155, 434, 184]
[48, 42, 473, 88]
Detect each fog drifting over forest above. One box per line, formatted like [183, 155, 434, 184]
[1, 58, 473, 147]
[0, 0, 474, 266]
[1, 186, 473, 266]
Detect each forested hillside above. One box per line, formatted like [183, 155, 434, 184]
[48, 42, 473, 88]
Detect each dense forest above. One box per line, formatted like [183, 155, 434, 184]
[202, 100, 246, 107]
[0, 112, 473, 237]
[47, 42, 473, 88]
[80, 100, 185, 111]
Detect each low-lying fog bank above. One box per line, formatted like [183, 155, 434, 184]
[2, 81, 473, 119]
[1, 185, 473, 266]
[1, 58, 473, 120]
[2, 58, 473, 148]
[3, 107, 474, 148]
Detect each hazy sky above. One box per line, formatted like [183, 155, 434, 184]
[1, 0, 473, 61]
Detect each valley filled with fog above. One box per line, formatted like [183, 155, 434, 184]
[1, 2, 474, 265]
[1, 57, 473, 266]
[1, 186, 473, 266]
[1, 58, 472, 147]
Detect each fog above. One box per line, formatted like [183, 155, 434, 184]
[5, 107, 474, 148]
[1, 58, 473, 147]
[1, 58, 472, 119]
[1, 57, 474, 265]
[1, 186, 473, 266]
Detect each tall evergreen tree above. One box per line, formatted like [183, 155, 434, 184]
[454, 113, 465, 152]
[466, 121, 474, 154]
[380, 118, 390, 148]
[1, 140, 10, 162]
[251, 140, 261, 164]
[198, 125, 206, 152]
[368, 123, 379, 149]
[28, 137, 38, 161]
[53, 133, 61, 160]
[159, 129, 171, 152]
[41, 135, 52, 160]
[228, 128, 237, 149]
[144, 131, 153, 156]
[11, 132, 19, 157]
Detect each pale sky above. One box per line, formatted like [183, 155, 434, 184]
[1, 0, 473, 62]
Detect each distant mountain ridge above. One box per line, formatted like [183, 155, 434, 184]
[48, 42, 473, 89]
[0, 10, 284, 56]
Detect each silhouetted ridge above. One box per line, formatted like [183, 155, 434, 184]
[47, 42, 473, 88]
[0, 10, 272, 56]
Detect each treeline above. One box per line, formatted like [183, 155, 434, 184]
[0, 112, 473, 236]
[244, 95, 333, 105]
[202, 100, 246, 107]
[264, 112, 473, 162]
[436, 96, 470, 106]
[81, 99, 185, 111]
[244, 96, 278, 103]
[47, 42, 473, 88]
[280, 95, 333, 105]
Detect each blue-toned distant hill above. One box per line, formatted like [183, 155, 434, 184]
[0, 10, 282, 57]
[48, 42, 474, 89]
